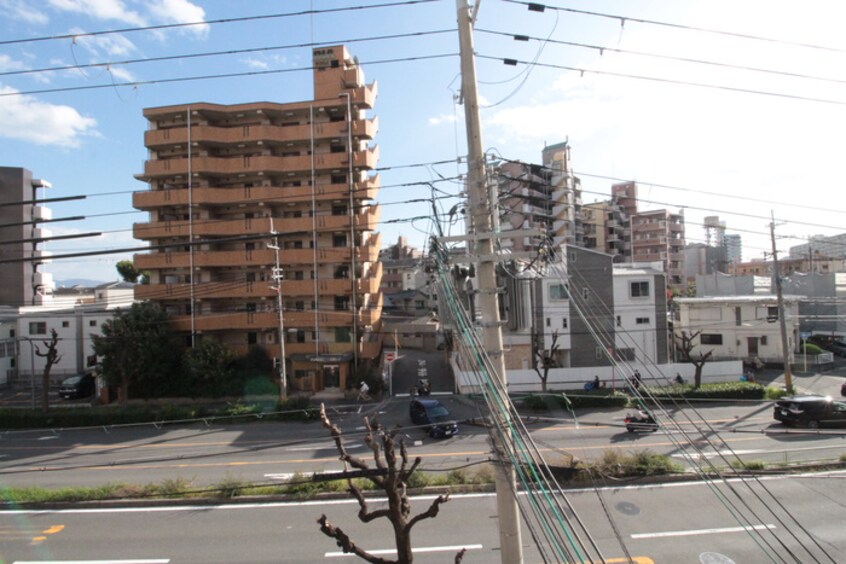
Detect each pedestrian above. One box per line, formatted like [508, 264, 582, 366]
[675, 372, 684, 385]
[356, 381, 371, 401]
[631, 370, 641, 390]
[592, 375, 600, 390]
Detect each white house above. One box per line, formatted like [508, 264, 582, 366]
[613, 262, 669, 366]
[0, 282, 135, 386]
[674, 295, 801, 364]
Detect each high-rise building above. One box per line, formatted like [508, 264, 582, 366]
[133, 45, 382, 395]
[492, 160, 554, 255]
[724, 233, 742, 264]
[0, 167, 54, 307]
[630, 209, 686, 292]
[541, 141, 583, 249]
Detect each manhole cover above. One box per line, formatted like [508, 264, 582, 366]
[614, 501, 640, 516]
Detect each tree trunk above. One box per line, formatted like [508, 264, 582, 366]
[41, 364, 52, 413]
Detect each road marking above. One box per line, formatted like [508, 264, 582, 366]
[672, 443, 845, 460]
[631, 524, 775, 539]
[325, 544, 482, 558]
[14, 561, 169, 563]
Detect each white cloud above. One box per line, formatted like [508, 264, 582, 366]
[0, 85, 96, 147]
[242, 58, 269, 70]
[428, 114, 457, 126]
[71, 27, 137, 56]
[0, 54, 27, 72]
[0, 0, 48, 24]
[49, 0, 146, 26]
[146, 0, 207, 37]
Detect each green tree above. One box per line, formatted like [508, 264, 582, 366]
[92, 302, 182, 404]
[115, 260, 150, 284]
[184, 338, 237, 397]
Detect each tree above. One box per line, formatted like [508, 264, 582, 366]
[115, 260, 149, 284]
[92, 302, 182, 404]
[676, 330, 713, 389]
[33, 329, 61, 412]
[184, 338, 237, 398]
[533, 330, 560, 393]
[317, 405, 464, 564]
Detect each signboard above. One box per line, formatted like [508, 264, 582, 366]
[385, 351, 396, 363]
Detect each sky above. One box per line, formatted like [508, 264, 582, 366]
[2, 0, 846, 286]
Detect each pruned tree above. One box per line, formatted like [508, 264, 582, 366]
[317, 404, 465, 564]
[115, 260, 149, 284]
[676, 330, 713, 389]
[533, 329, 560, 393]
[34, 328, 61, 412]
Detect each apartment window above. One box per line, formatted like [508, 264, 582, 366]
[293, 271, 304, 281]
[247, 332, 257, 345]
[246, 303, 256, 312]
[630, 281, 650, 297]
[546, 317, 551, 327]
[331, 205, 347, 216]
[62, 321, 70, 328]
[595, 347, 604, 360]
[296, 330, 306, 343]
[331, 174, 346, 184]
[700, 333, 723, 345]
[549, 284, 568, 300]
[295, 301, 305, 311]
[335, 296, 350, 311]
[29, 322, 47, 335]
[767, 306, 779, 322]
[582, 287, 590, 300]
[562, 318, 568, 329]
[735, 307, 742, 326]
[636, 317, 650, 325]
[616, 348, 635, 361]
[616, 315, 622, 327]
[335, 327, 351, 343]
[333, 234, 347, 248]
[761, 336, 768, 346]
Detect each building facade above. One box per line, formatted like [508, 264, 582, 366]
[630, 209, 686, 292]
[613, 263, 669, 366]
[133, 45, 382, 395]
[541, 142, 583, 250]
[0, 167, 54, 307]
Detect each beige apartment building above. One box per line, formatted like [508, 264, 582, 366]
[133, 45, 383, 395]
[630, 209, 685, 292]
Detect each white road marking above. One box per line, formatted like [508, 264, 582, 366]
[37, 436, 58, 441]
[673, 443, 846, 460]
[325, 544, 482, 558]
[631, 524, 775, 539]
[14, 560, 169, 563]
[285, 443, 361, 452]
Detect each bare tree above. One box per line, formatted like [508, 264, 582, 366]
[533, 330, 560, 393]
[34, 328, 61, 412]
[676, 330, 713, 389]
[317, 404, 465, 564]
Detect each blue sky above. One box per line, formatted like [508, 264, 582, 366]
[2, 0, 845, 283]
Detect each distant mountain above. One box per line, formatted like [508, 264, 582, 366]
[56, 278, 110, 288]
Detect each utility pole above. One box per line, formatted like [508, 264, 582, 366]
[455, 2, 523, 562]
[269, 219, 288, 400]
[770, 213, 793, 393]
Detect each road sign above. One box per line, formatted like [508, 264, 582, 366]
[385, 351, 396, 363]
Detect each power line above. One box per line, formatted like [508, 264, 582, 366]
[0, 0, 444, 47]
[503, 0, 846, 55]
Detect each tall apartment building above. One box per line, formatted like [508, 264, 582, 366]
[133, 45, 382, 395]
[0, 167, 54, 307]
[583, 200, 627, 262]
[541, 142, 583, 250]
[724, 233, 742, 264]
[630, 209, 686, 292]
[492, 160, 554, 254]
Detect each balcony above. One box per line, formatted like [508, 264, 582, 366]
[133, 175, 380, 210]
[144, 118, 378, 150]
[169, 306, 382, 333]
[31, 206, 52, 221]
[139, 148, 379, 181]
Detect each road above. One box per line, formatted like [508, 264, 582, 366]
[1, 391, 845, 490]
[1, 473, 843, 563]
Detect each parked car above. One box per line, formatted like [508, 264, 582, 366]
[773, 395, 846, 428]
[808, 336, 846, 357]
[409, 398, 459, 438]
[59, 374, 95, 399]
[841, 381, 846, 398]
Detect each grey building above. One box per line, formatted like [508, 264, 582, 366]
[0, 167, 54, 307]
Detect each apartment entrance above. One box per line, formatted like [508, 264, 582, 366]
[323, 365, 340, 389]
[748, 337, 759, 357]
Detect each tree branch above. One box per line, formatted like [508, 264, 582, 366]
[347, 481, 391, 523]
[317, 515, 393, 564]
[404, 493, 450, 533]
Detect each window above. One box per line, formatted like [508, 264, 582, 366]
[29, 322, 46, 335]
[89, 320, 97, 327]
[616, 315, 622, 327]
[333, 234, 347, 248]
[62, 321, 70, 328]
[636, 317, 650, 325]
[247, 332, 257, 345]
[549, 284, 568, 300]
[561, 318, 568, 329]
[761, 336, 768, 345]
[630, 281, 649, 297]
[334, 296, 349, 311]
[735, 307, 742, 326]
[335, 327, 351, 343]
[582, 287, 590, 300]
[767, 306, 779, 322]
[616, 348, 635, 361]
[545, 317, 551, 327]
[700, 333, 723, 345]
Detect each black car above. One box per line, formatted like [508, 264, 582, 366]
[409, 398, 459, 438]
[59, 374, 95, 399]
[841, 381, 846, 398]
[773, 395, 846, 428]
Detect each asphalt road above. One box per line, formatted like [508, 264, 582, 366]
[1, 473, 843, 563]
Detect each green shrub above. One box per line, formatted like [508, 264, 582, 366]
[648, 382, 765, 400]
[520, 394, 553, 411]
[729, 459, 765, 471]
[765, 386, 789, 400]
[591, 449, 682, 478]
[800, 343, 823, 355]
[560, 390, 629, 409]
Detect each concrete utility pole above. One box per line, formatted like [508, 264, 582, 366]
[269, 219, 288, 400]
[770, 213, 793, 393]
[455, 2, 523, 562]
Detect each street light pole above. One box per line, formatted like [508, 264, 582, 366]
[269, 220, 287, 400]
